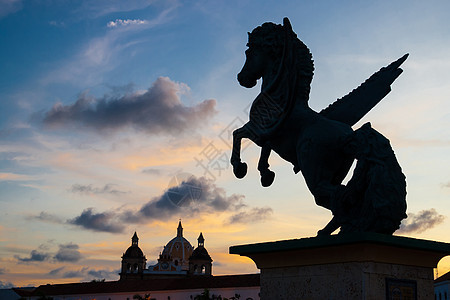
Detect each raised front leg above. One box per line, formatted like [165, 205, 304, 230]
[231, 127, 248, 179]
[258, 144, 275, 187]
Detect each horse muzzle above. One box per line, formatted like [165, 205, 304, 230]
[237, 72, 257, 88]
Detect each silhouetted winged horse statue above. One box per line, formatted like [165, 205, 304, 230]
[231, 18, 407, 235]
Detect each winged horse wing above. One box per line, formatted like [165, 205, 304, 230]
[320, 53, 408, 127]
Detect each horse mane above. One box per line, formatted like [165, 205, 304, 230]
[291, 35, 315, 103]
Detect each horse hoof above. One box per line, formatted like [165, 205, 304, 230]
[316, 229, 331, 237]
[233, 162, 247, 179]
[261, 170, 275, 187]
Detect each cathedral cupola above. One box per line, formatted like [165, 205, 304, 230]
[157, 221, 193, 271]
[120, 232, 147, 280]
[188, 232, 212, 276]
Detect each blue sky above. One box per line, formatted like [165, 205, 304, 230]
[1, 0, 450, 287]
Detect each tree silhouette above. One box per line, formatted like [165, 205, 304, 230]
[133, 293, 151, 300]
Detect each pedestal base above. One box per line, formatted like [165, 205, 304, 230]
[230, 233, 450, 300]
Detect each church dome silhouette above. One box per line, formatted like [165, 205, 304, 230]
[120, 232, 147, 279]
[124, 244, 144, 258]
[160, 220, 193, 270]
[123, 232, 145, 258]
[120, 223, 213, 279]
[190, 233, 212, 261]
[188, 232, 212, 275]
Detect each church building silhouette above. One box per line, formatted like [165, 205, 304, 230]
[120, 221, 213, 280]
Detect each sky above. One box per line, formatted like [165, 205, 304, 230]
[1, 0, 450, 288]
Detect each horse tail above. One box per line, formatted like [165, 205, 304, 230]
[338, 123, 407, 234]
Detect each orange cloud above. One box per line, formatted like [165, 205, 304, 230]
[0, 172, 31, 181]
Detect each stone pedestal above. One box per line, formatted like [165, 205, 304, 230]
[230, 233, 450, 300]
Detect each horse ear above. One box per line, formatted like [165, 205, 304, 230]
[283, 17, 292, 31]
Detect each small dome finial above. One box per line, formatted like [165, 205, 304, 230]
[177, 220, 183, 237]
[198, 232, 204, 247]
[132, 232, 139, 246]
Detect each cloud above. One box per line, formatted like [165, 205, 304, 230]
[48, 266, 118, 280]
[124, 176, 246, 221]
[87, 268, 119, 280]
[0, 172, 30, 181]
[15, 249, 50, 262]
[76, 0, 161, 18]
[441, 182, 450, 188]
[48, 266, 65, 276]
[69, 176, 245, 232]
[62, 267, 89, 278]
[398, 208, 446, 233]
[31, 211, 64, 224]
[0, 280, 15, 289]
[67, 175, 272, 233]
[49, 20, 65, 27]
[39, 77, 217, 136]
[107, 19, 147, 28]
[228, 207, 273, 224]
[41, 2, 178, 87]
[54, 243, 82, 262]
[69, 183, 128, 195]
[0, 267, 6, 274]
[14, 243, 82, 263]
[49, 266, 82, 278]
[142, 168, 163, 175]
[65, 211, 121, 234]
[0, 0, 22, 19]
[67, 208, 124, 233]
[103, 1, 178, 29]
